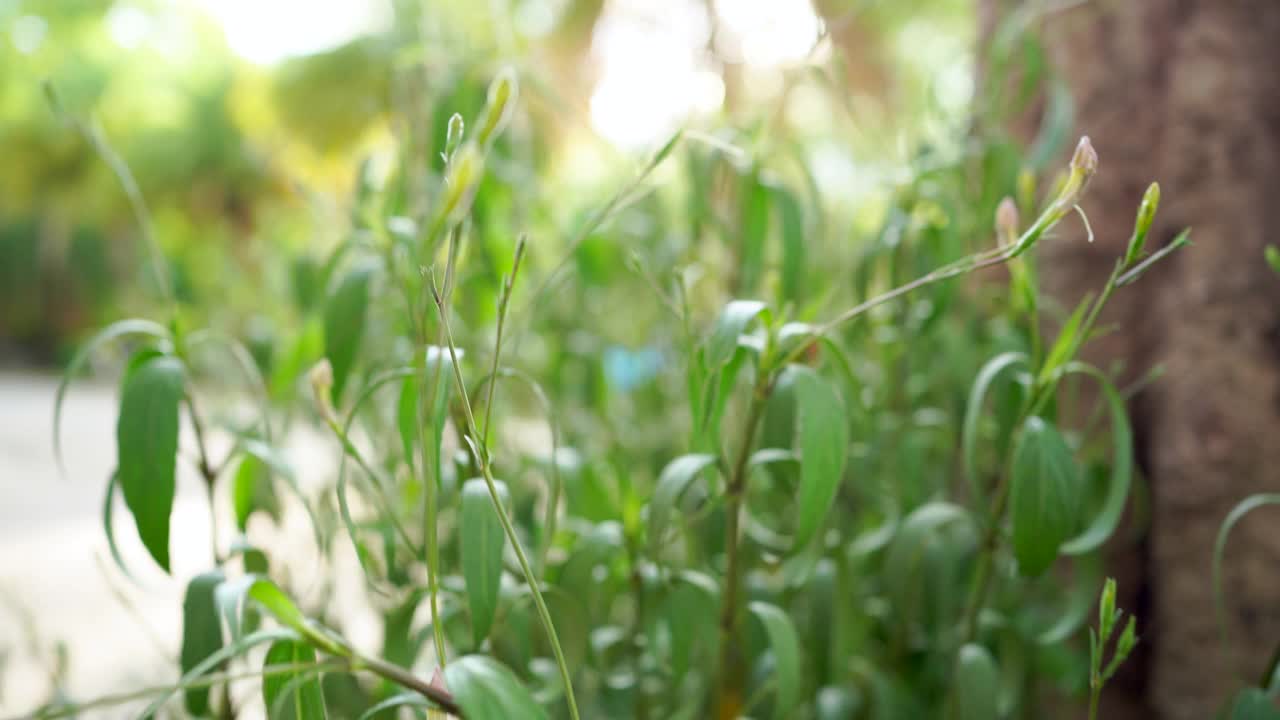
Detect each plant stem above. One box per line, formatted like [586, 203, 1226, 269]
[714, 377, 770, 717]
[186, 394, 222, 563]
[430, 255, 582, 720]
[1087, 683, 1101, 720]
[25, 660, 348, 720]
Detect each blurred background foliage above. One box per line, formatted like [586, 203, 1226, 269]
[0, 0, 991, 366]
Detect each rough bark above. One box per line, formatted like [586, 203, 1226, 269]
[988, 1, 1280, 717]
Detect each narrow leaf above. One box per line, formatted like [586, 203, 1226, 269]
[706, 300, 767, 369]
[323, 266, 373, 402]
[181, 571, 226, 716]
[748, 601, 801, 720]
[461, 478, 508, 646]
[793, 366, 849, 549]
[116, 354, 185, 572]
[648, 454, 717, 550]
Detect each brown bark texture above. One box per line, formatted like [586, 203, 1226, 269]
[988, 0, 1280, 717]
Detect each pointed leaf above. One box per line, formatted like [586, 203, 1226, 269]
[181, 571, 226, 716]
[749, 601, 801, 719]
[706, 300, 767, 369]
[116, 354, 185, 572]
[1011, 417, 1082, 576]
[793, 366, 849, 549]
[443, 654, 550, 720]
[648, 454, 717, 550]
[1061, 364, 1132, 555]
[323, 266, 373, 401]
[264, 639, 328, 720]
[954, 643, 1000, 720]
[461, 478, 508, 646]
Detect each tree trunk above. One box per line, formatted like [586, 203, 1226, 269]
[987, 1, 1280, 717]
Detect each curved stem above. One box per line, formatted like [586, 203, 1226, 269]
[430, 243, 581, 720]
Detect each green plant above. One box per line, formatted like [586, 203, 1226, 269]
[38, 52, 1226, 720]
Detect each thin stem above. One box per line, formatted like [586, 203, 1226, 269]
[430, 255, 582, 720]
[714, 378, 771, 715]
[186, 394, 222, 563]
[1087, 683, 1101, 720]
[356, 654, 461, 716]
[325, 417, 423, 557]
[24, 661, 348, 720]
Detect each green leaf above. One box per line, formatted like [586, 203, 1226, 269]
[748, 601, 801, 720]
[181, 571, 226, 716]
[665, 572, 718, 687]
[793, 366, 849, 549]
[771, 185, 805, 305]
[323, 265, 373, 402]
[1266, 245, 1280, 276]
[216, 576, 348, 658]
[116, 354, 185, 572]
[355, 693, 428, 720]
[1011, 417, 1082, 576]
[55, 318, 171, 474]
[739, 173, 771, 294]
[1060, 364, 1132, 555]
[101, 470, 136, 581]
[1038, 296, 1092, 385]
[1213, 493, 1280, 681]
[954, 643, 1000, 720]
[141, 627, 295, 719]
[232, 452, 281, 532]
[962, 352, 1029, 505]
[706, 300, 767, 369]
[648, 454, 717, 551]
[443, 654, 550, 720]
[264, 639, 328, 720]
[461, 478, 508, 646]
[1227, 688, 1280, 720]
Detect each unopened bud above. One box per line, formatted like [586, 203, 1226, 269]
[309, 359, 336, 425]
[476, 67, 518, 146]
[996, 196, 1020, 246]
[1016, 168, 1036, 214]
[440, 141, 484, 222]
[1071, 136, 1098, 177]
[445, 113, 465, 158]
[1124, 182, 1160, 268]
[1098, 577, 1118, 641]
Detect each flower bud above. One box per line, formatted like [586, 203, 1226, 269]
[445, 113, 465, 158]
[309, 359, 337, 425]
[1098, 577, 1118, 642]
[1071, 135, 1098, 177]
[440, 141, 485, 223]
[1016, 168, 1036, 215]
[476, 67, 518, 146]
[1124, 182, 1160, 268]
[996, 196, 1020, 247]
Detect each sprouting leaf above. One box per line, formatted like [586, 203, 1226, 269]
[181, 571, 226, 716]
[706, 300, 767, 369]
[648, 454, 717, 551]
[443, 654, 550, 720]
[748, 601, 801, 720]
[954, 643, 1000, 720]
[461, 478, 509, 646]
[116, 354, 185, 572]
[792, 366, 849, 549]
[1011, 417, 1082, 576]
[1038, 295, 1092, 385]
[323, 265, 373, 402]
[1060, 364, 1132, 555]
[263, 638, 328, 720]
[54, 318, 171, 474]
